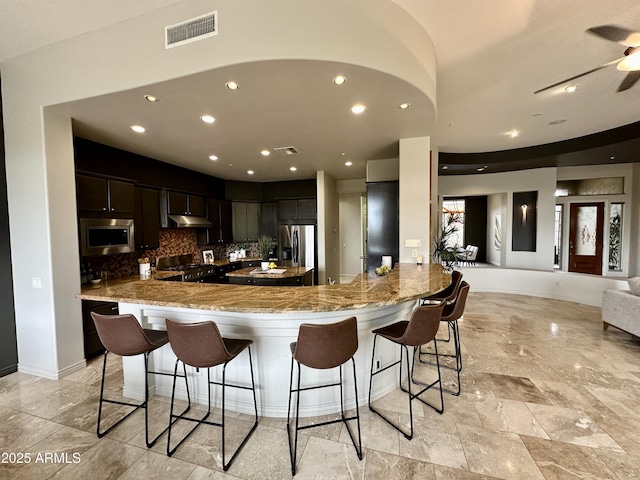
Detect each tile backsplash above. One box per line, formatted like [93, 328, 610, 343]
[81, 229, 261, 280]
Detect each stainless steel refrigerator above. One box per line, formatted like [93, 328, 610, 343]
[279, 225, 315, 268]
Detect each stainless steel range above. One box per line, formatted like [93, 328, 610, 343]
[156, 254, 217, 282]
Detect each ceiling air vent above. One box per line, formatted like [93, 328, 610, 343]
[165, 11, 217, 49]
[273, 146, 300, 155]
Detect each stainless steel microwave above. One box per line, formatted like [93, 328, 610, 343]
[80, 218, 135, 256]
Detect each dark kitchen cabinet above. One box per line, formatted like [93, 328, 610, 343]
[134, 187, 160, 250]
[167, 191, 206, 216]
[227, 270, 312, 286]
[205, 198, 233, 244]
[366, 181, 399, 273]
[260, 202, 278, 240]
[81, 300, 118, 359]
[76, 175, 135, 214]
[220, 201, 232, 243]
[277, 198, 316, 222]
[232, 202, 260, 242]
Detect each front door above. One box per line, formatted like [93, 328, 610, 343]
[568, 202, 604, 275]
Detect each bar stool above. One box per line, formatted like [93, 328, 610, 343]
[287, 317, 362, 476]
[368, 302, 445, 440]
[421, 270, 462, 306]
[420, 270, 462, 343]
[91, 312, 189, 447]
[165, 319, 258, 472]
[418, 281, 470, 396]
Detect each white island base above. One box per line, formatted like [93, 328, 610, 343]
[118, 301, 414, 418]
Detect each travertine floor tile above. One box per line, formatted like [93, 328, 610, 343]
[363, 449, 435, 479]
[526, 403, 623, 450]
[521, 435, 618, 480]
[456, 423, 544, 480]
[397, 413, 468, 471]
[474, 398, 549, 438]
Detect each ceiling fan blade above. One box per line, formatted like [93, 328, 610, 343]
[533, 61, 617, 94]
[617, 70, 640, 92]
[587, 25, 640, 47]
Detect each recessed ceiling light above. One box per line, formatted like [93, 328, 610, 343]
[509, 130, 519, 138]
[225, 81, 240, 90]
[201, 115, 215, 124]
[564, 85, 577, 93]
[345, 161, 353, 167]
[261, 149, 270, 156]
[333, 75, 347, 85]
[247, 170, 254, 175]
[144, 95, 159, 102]
[290, 166, 297, 172]
[131, 125, 146, 133]
[209, 155, 218, 161]
[350, 104, 366, 114]
[399, 103, 410, 109]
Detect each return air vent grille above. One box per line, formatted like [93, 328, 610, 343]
[273, 146, 300, 155]
[165, 11, 217, 49]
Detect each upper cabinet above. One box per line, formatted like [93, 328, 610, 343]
[166, 191, 206, 216]
[260, 202, 278, 240]
[76, 175, 135, 215]
[232, 202, 260, 242]
[204, 199, 233, 244]
[278, 198, 316, 222]
[134, 187, 160, 250]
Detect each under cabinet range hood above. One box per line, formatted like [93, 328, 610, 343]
[167, 214, 212, 228]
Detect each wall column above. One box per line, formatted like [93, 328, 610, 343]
[399, 136, 431, 263]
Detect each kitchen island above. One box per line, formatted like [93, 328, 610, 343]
[226, 266, 314, 286]
[78, 263, 450, 417]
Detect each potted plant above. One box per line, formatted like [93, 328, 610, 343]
[432, 212, 461, 271]
[258, 235, 272, 270]
[236, 241, 247, 258]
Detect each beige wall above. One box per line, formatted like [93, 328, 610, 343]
[2, 0, 438, 377]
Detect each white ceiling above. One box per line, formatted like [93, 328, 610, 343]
[2, 0, 640, 181]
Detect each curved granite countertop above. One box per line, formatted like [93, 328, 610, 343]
[77, 263, 450, 313]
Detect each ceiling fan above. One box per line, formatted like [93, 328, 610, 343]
[535, 25, 640, 94]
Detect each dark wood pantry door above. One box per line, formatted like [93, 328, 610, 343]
[568, 202, 604, 275]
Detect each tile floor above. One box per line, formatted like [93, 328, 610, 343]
[1, 292, 640, 479]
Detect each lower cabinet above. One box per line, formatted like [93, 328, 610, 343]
[228, 270, 312, 286]
[81, 300, 118, 359]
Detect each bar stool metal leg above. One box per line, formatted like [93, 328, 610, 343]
[96, 349, 190, 447]
[167, 346, 258, 472]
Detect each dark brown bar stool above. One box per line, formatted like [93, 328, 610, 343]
[287, 317, 362, 476]
[421, 270, 462, 306]
[165, 319, 258, 472]
[418, 281, 470, 396]
[368, 302, 445, 440]
[91, 312, 189, 447]
[420, 270, 462, 343]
